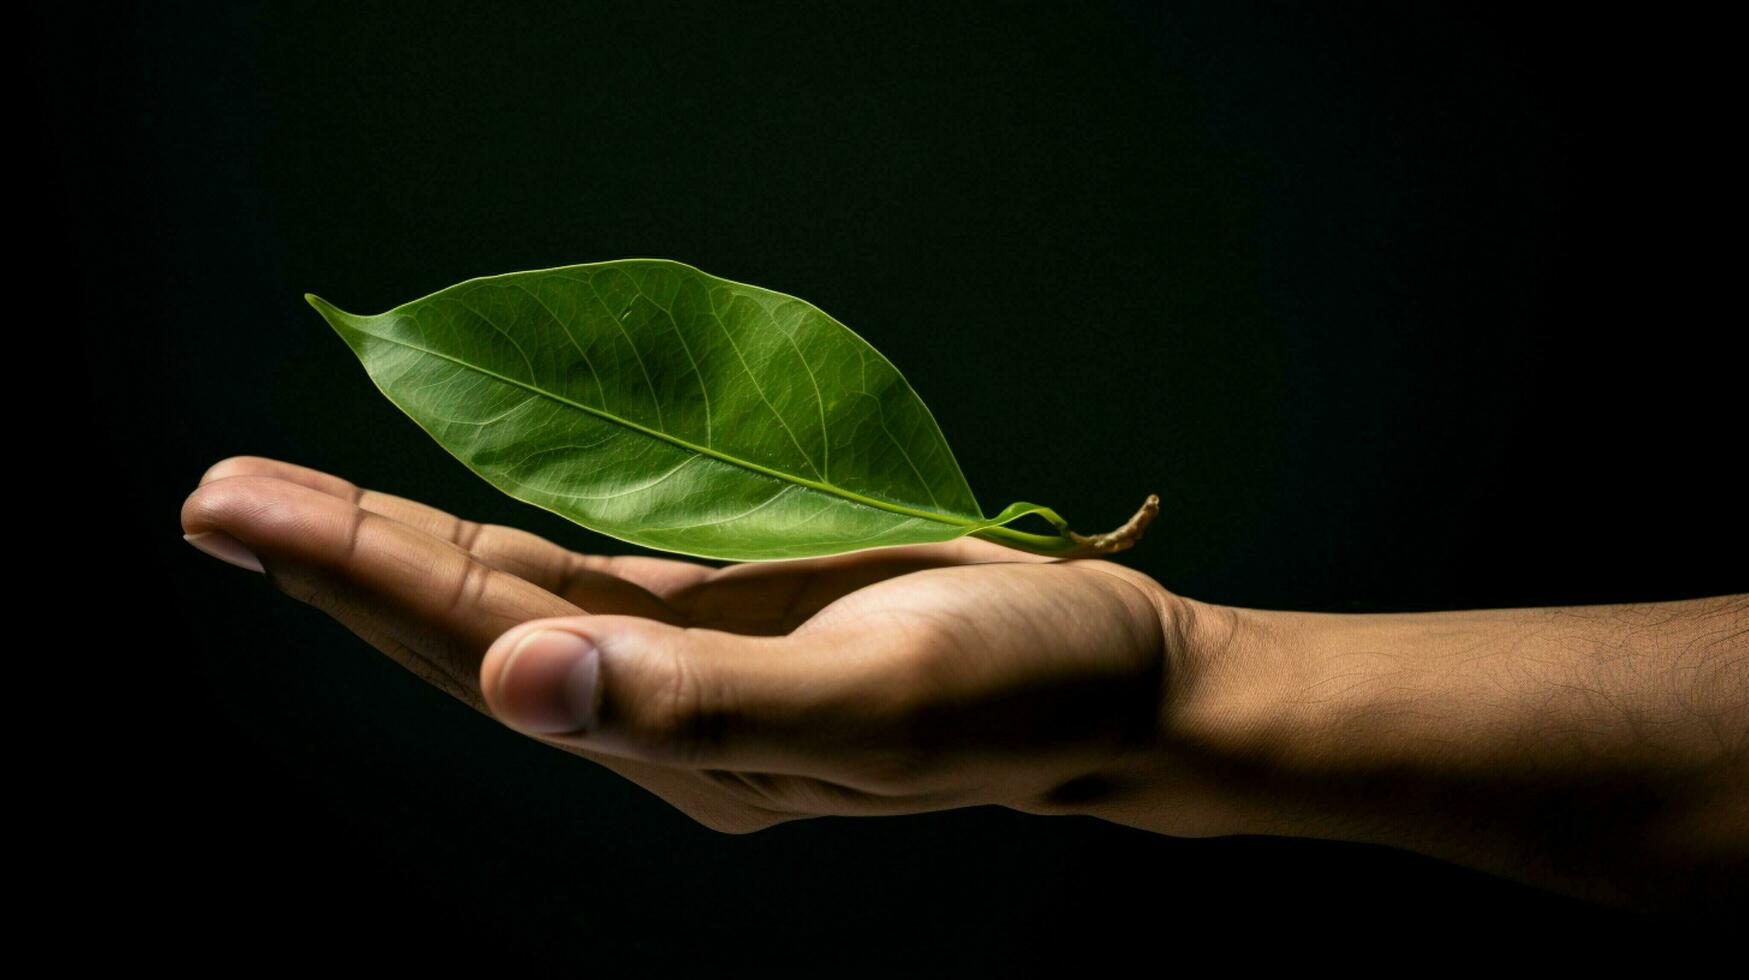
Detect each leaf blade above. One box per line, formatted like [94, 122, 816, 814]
[309, 260, 1027, 560]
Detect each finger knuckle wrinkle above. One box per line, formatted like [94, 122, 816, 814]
[651, 644, 728, 764]
[444, 554, 494, 614]
[454, 517, 486, 552]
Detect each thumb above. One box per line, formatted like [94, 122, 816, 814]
[480, 615, 881, 774]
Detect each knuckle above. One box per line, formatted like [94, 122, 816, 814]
[444, 554, 494, 614]
[453, 517, 487, 552]
[643, 640, 729, 764]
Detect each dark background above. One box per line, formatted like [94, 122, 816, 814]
[35, 0, 1744, 968]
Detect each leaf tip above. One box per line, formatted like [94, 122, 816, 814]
[304, 292, 359, 331]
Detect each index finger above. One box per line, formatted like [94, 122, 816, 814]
[180, 471, 791, 831]
[198, 456, 718, 601]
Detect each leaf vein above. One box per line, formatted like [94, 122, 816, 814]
[509, 281, 606, 409]
[501, 453, 702, 501]
[627, 272, 713, 448]
[856, 346, 940, 509]
[635, 484, 799, 533]
[581, 274, 666, 431]
[455, 292, 538, 383]
[772, 302, 830, 481]
[707, 294, 821, 480]
[339, 326, 983, 530]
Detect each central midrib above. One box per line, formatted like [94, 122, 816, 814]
[357, 324, 988, 530]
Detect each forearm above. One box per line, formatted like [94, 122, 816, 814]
[1122, 593, 1748, 908]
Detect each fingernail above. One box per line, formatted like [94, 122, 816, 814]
[494, 629, 600, 734]
[183, 531, 264, 574]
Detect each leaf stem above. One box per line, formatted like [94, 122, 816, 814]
[974, 494, 1160, 558]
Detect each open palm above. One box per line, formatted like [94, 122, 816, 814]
[183, 457, 1179, 833]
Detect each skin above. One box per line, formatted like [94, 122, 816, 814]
[180, 456, 1747, 912]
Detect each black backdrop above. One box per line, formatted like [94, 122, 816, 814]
[37, 1, 1745, 969]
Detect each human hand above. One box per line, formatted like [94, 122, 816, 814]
[181, 457, 1217, 834]
[183, 457, 1749, 906]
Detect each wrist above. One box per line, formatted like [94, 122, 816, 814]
[1052, 579, 1337, 839]
[1089, 589, 1432, 841]
[1146, 596, 1339, 838]
[1149, 601, 1500, 842]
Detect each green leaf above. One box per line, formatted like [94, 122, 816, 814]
[308, 259, 1154, 561]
